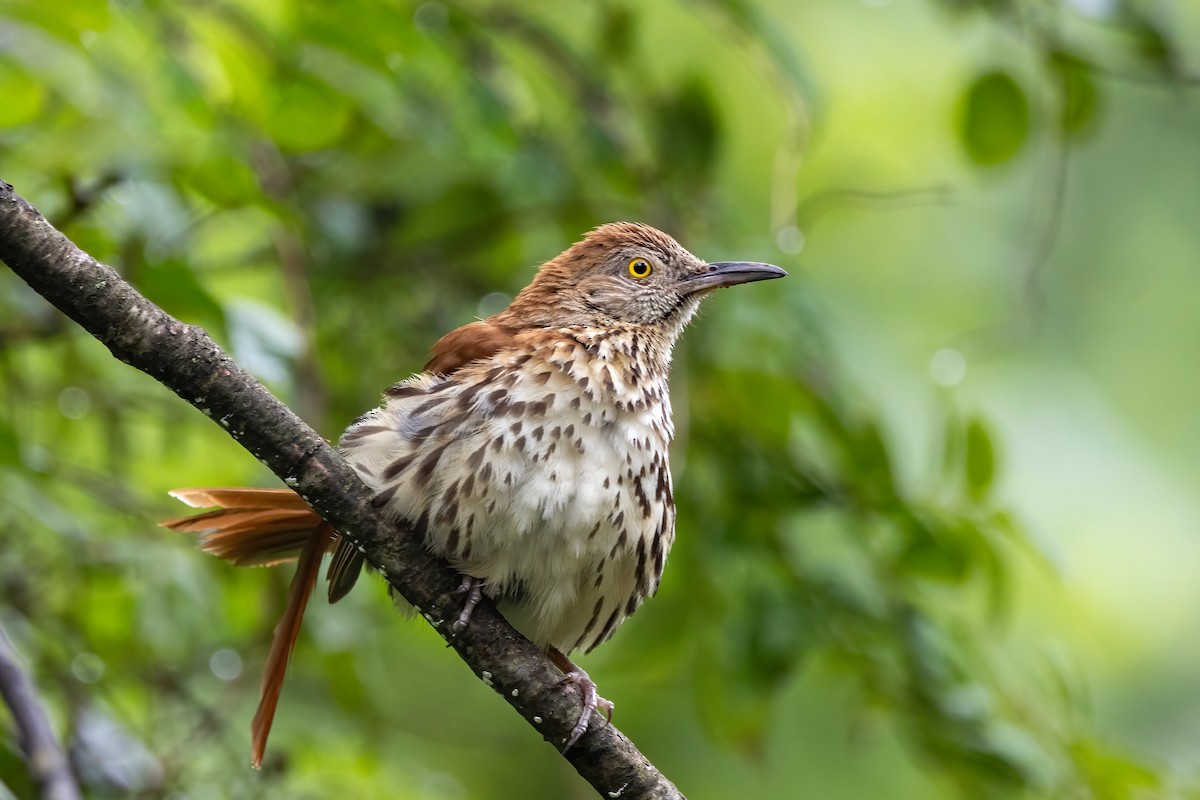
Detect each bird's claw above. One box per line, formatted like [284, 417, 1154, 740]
[556, 670, 614, 750]
[451, 575, 483, 633]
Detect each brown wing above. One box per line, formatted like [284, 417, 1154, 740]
[424, 320, 520, 376]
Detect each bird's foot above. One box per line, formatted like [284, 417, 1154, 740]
[547, 647, 613, 750]
[451, 575, 483, 633]
[557, 670, 614, 750]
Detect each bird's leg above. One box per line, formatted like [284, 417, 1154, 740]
[451, 575, 484, 633]
[546, 646, 614, 750]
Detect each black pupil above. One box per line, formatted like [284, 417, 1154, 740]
[634, 261, 646, 273]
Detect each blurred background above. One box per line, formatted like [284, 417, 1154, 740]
[1, 0, 1198, 797]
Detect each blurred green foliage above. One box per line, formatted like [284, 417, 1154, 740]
[1, 0, 1198, 798]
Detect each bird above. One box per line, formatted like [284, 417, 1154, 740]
[161, 222, 786, 767]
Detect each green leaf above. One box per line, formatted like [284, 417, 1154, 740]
[957, 70, 1030, 166]
[598, 5, 635, 60]
[898, 538, 970, 584]
[261, 77, 353, 152]
[965, 418, 996, 500]
[652, 77, 720, 181]
[136, 260, 227, 338]
[851, 419, 895, 502]
[1050, 52, 1100, 139]
[0, 62, 44, 127]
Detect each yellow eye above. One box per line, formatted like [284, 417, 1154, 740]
[628, 258, 652, 279]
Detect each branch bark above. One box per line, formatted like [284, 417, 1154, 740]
[0, 625, 82, 800]
[0, 179, 684, 799]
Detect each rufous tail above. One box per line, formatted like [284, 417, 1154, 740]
[160, 488, 337, 769]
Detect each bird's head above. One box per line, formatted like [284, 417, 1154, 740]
[499, 222, 786, 337]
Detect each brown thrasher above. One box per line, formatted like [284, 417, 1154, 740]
[162, 222, 785, 766]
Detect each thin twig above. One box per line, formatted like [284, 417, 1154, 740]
[0, 624, 82, 800]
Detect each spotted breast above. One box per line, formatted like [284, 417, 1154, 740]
[340, 324, 675, 653]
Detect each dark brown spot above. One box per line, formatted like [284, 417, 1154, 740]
[587, 520, 602, 541]
[467, 444, 487, 469]
[533, 371, 551, 385]
[479, 462, 493, 482]
[583, 412, 593, 426]
[455, 370, 502, 410]
[590, 607, 621, 652]
[569, 397, 581, 410]
[634, 537, 648, 597]
[573, 597, 605, 652]
[531, 426, 544, 442]
[371, 486, 397, 507]
[634, 479, 652, 518]
[491, 436, 504, 452]
[445, 525, 459, 554]
[385, 384, 424, 399]
[412, 395, 448, 416]
[415, 441, 452, 487]
[510, 421, 522, 435]
[608, 528, 627, 559]
[488, 388, 507, 405]
[656, 468, 673, 504]
[514, 435, 526, 452]
[383, 453, 416, 481]
[342, 424, 389, 443]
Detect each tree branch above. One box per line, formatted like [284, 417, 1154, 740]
[0, 179, 683, 799]
[0, 624, 82, 800]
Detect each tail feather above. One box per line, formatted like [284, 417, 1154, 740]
[251, 523, 329, 769]
[168, 487, 313, 511]
[161, 487, 357, 768]
[160, 489, 329, 567]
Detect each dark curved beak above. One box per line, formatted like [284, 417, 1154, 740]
[682, 261, 788, 293]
